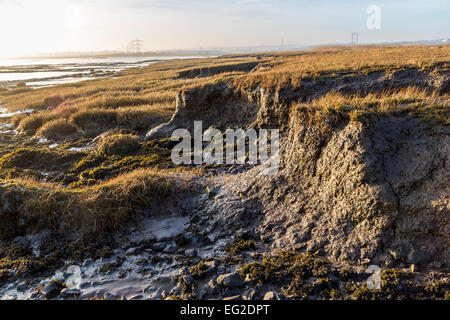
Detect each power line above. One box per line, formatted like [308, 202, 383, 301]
[351, 32, 359, 46]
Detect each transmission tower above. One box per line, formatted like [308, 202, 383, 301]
[127, 38, 143, 54]
[351, 33, 359, 46]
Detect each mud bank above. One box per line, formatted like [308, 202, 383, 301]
[0, 54, 449, 300]
[146, 65, 449, 269]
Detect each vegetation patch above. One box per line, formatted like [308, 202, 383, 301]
[18, 112, 56, 134]
[97, 134, 140, 156]
[0, 168, 191, 240]
[69, 138, 176, 187]
[240, 251, 331, 298]
[225, 237, 256, 256]
[293, 88, 449, 129]
[0, 147, 84, 177]
[70, 109, 117, 134]
[36, 119, 79, 140]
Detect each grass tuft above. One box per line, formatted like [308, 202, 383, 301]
[97, 134, 140, 156]
[36, 119, 79, 140]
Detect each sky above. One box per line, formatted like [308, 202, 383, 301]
[0, 0, 449, 58]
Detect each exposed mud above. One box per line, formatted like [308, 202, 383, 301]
[1, 63, 449, 300]
[147, 67, 450, 140]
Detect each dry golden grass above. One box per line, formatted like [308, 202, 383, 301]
[97, 134, 140, 156]
[234, 45, 450, 89]
[293, 87, 449, 127]
[69, 108, 117, 132]
[36, 119, 79, 140]
[18, 112, 56, 134]
[2, 45, 448, 138]
[116, 104, 172, 130]
[0, 168, 194, 239]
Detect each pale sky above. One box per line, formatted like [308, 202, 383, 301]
[0, 0, 449, 57]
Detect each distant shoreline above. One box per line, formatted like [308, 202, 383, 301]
[0, 54, 218, 88]
[7, 51, 227, 61]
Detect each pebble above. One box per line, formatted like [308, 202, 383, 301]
[185, 249, 197, 257]
[41, 282, 62, 298]
[126, 247, 143, 256]
[184, 232, 194, 241]
[60, 288, 81, 298]
[263, 291, 277, 300]
[16, 281, 28, 292]
[216, 272, 244, 288]
[163, 243, 178, 254]
[152, 242, 167, 251]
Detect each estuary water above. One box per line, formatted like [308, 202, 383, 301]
[0, 55, 215, 88]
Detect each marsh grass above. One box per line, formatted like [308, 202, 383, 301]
[0, 169, 192, 239]
[2, 45, 448, 137]
[233, 45, 450, 89]
[36, 119, 79, 140]
[18, 112, 56, 134]
[293, 87, 449, 128]
[97, 134, 140, 156]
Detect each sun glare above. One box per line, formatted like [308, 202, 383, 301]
[0, 1, 81, 58]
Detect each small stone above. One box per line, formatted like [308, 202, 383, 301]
[163, 243, 178, 254]
[103, 292, 116, 300]
[185, 249, 197, 257]
[60, 288, 81, 298]
[41, 281, 63, 298]
[204, 260, 217, 271]
[16, 281, 29, 292]
[175, 234, 189, 246]
[126, 247, 143, 256]
[217, 272, 244, 288]
[152, 242, 167, 251]
[263, 291, 277, 300]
